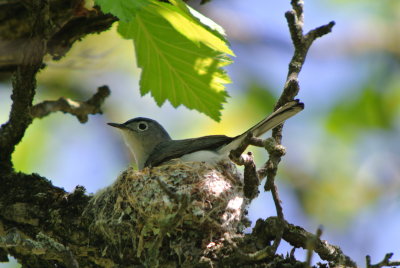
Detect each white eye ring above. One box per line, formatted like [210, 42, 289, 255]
[137, 122, 148, 131]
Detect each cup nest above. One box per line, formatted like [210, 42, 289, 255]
[83, 162, 249, 267]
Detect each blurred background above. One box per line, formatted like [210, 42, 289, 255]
[1, 0, 399, 266]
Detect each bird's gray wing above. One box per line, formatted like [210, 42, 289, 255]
[145, 135, 233, 167]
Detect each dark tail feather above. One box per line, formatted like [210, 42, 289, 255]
[219, 100, 304, 155]
[247, 99, 304, 137]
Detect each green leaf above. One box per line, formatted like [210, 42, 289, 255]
[158, 0, 233, 55]
[96, 0, 233, 120]
[117, 2, 232, 120]
[158, 0, 234, 56]
[95, 0, 149, 21]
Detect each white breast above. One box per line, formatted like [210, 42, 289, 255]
[179, 150, 227, 164]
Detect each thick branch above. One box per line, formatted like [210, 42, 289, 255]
[31, 85, 111, 123]
[0, 172, 109, 267]
[0, 230, 79, 268]
[0, 1, 49, 173]
[0, 1, 117, 73]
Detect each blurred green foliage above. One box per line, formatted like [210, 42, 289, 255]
[281, 138, 381, 227]
[12, 121, 51, 173]
[326, 73, 400, 141]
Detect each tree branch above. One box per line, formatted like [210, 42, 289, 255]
[255, 217, 357, 267]
[247, 0, 335, 260]
[0, 229, 79, 268]
[262, 0, 335, 199]
[0, 1, 117, 73]
[229, 132, 260, 200]
[0, 0, 49, 173]
[304, 226, 323, 268]
[366, 253, 400, 268]
[31, 85, 111, 123]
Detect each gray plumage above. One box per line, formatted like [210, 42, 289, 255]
[108, 99, 304, 169]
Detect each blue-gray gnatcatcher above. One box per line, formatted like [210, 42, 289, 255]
[108, 100, 304, 170]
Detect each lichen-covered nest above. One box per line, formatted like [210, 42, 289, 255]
[83, 162, 249, 267]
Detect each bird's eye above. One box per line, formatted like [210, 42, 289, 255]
[137, 122, 148, 131]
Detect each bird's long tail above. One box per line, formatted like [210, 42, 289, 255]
[219, 99, 304, 154]
[245, 99, 304, 137]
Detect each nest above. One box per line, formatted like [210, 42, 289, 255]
[83, 162, 249, 267]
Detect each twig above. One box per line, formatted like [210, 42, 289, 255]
[242, 152, 259, 199]
[366, 253, 400, 268]
[266, 0, 335, 154]
[256, 217, 357, 267]
[304, 226, 323, 268]
[257, 2, 335, 259]
[229, 132, 260, 199]
[31, 85, 111, 123]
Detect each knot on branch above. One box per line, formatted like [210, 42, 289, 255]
[264, 137, 286, 157]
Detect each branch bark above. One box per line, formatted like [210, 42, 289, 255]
[31, 85, 111, 123]
[0, 0, 49, 173]
[0, 0, 117, 74]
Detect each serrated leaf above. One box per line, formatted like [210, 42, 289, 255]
[153, 0, 234, 56]
[95, 0, 149, 21]
[165, 0, 230, 47]
[98, 0, 233, 120]
[118, 3, 232, 120]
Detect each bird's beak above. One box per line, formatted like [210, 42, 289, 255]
[107, 122, 128, 129]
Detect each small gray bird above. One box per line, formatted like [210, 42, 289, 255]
[108, 100, 304, 170]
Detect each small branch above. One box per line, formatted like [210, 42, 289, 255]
[229, 132, 260, 200]
[273, 0, 335, 128]
[305, 21, 336, 43]
[242, 153, 259, 199]
[366, 253, 400, 268]
[248, 1, 335, 265]
[256, 217, 357, 267]
[305, 226, 323, 268]
[255, 1, 335, 265]
[291, 0, 304, 25]
[268, 181, 285, 258]
[31, 85, 111, 123]
[263, 0, 335, 196]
